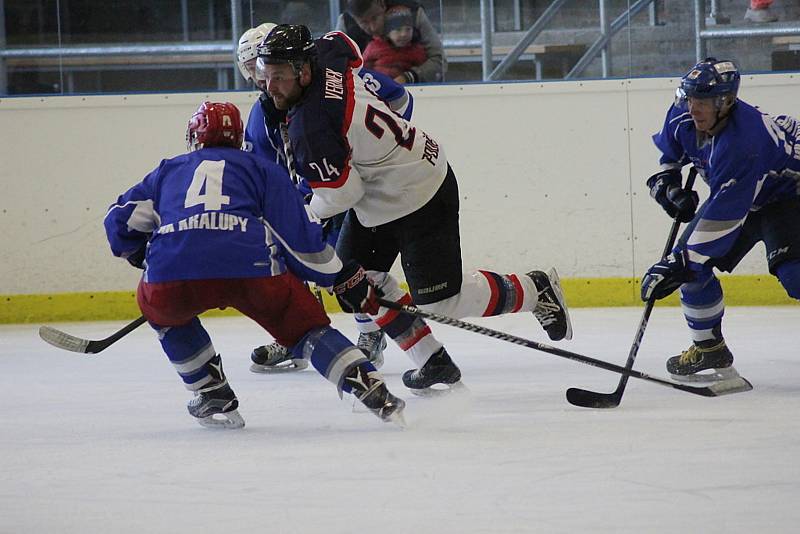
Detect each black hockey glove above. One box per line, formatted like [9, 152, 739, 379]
[647, 169, 699, 223]
[333, 261, 382, 314]
[641, 250, 692, 301]
[125, 244, 146, 270]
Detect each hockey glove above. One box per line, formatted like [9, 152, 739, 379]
[641, 250, 692, 301]
[647, 169, 699, 223]
[333, 261, 382, 314]
[125, 244, 146, 270]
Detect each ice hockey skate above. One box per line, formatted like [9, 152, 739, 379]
[356, 330, 387, 369]
[666, 338, 742, 382]
[402, 347, 465, 396]
[345, 365, 406, 426]
[187, 355, 245, 429]
[528, 268, 573, 341]
[250, 341, 309, 373]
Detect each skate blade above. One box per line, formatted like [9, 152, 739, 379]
[196, 409, 245, 429]
[409, 380, 469, 398]
[670, 366, 741, 383]
[386, 409, 407, 428]
[249, 359, 309, 374]
[546, 267, 573, 341]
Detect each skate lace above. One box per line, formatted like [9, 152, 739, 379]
[678, 340, 727, 365]
[533, 297, 561, 327]
[263, 343, 290, 365]
[678, 345, 701, 365]
[357, 331, 384, 353]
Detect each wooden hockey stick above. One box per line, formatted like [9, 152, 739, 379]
[566, 167, 703, 408]
[376, 297, 752, 399]
[39, 316, 147, 354]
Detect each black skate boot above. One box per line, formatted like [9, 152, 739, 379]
[357, 330, 387, 369]
[527, 268, 573, 341]
[345, 365, 406, 426]
[250, 341, 308, 373]
[402, 347, 463, 396]
[187, 354, 245, 429]
[666, 338, 739, 382]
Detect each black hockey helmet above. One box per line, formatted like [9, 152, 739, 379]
[256, 24, 316, 66]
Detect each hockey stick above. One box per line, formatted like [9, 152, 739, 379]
[376, 296, 752, 398]
[39, 315, 147, 354]
[566, 167, 701, 408]
[279, 122, 326, 306]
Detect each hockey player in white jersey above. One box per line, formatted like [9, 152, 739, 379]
[236, 22, 416, 373]
[255, 25, 572, 394]
[641, 58, 800, 381]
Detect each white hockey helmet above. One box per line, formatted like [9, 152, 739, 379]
[236, 22, 277, 81]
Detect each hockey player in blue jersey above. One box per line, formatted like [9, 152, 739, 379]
[255, 25, 573, 395]
[641, 58, 800, 381]
[236, 23, 415, 373]
[103, 101, 405, 428]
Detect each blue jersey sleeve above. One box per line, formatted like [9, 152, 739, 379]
[652, 104, 692, 167]
[359, 68, 414, 120]
[104, 165, 162, 260]
[244, 100, 283, 164]
[260, 166, 342, 287]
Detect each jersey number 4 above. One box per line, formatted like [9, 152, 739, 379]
[185, 160, 231, 211]
[365, 105, 415, 150]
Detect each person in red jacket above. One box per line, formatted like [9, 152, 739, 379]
[362, 6, 427, 83]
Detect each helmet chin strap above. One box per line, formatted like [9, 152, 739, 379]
[706, 97, 735, 136]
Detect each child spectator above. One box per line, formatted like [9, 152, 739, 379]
[362, 6, 428, 83]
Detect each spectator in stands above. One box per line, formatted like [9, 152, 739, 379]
[363, 6, 428, 83]
[336, 0, 446, 83]
[745, 0, 778, 22]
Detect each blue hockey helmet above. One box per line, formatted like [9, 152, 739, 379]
[676, 58, 740, 111]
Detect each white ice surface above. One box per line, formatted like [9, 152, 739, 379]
[2, 306, 799, 534]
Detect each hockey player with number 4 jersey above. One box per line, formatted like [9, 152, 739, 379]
[255, 25, 573, 394]
[103, 101, 405, 428]
[641, 58, 800, 381]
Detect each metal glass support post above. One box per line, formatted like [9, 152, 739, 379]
[480, 0, 493, 80]
[599, 0, 611, 77]
[706, 0, 730, 25]
[181, 0, 190, 41]
[329, 0, 341, 31]
[0, 0, 7, 95]
[513, 0, 522, 31]
[694, 0, 707, 61]
[231, 0, 243, 89]
[648, 0, 660, 26]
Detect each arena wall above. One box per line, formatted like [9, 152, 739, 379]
[2, 73, 798, 322]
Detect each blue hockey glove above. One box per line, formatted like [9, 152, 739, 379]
[647, 169, 699, 223]
[333, 261, 382, 314]
[641, 250, 692, 301]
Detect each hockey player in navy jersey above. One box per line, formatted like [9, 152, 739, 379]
[641, 58, 800, 381]
[237, 22, 415, 373]
[254, 24, 572, 394]
[103, 101, 405, 428]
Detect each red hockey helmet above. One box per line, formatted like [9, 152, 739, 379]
[186, 101, 244, 151]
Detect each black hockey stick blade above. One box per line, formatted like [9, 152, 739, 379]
[565, 168, 700, 409]
[39, 315, 147, 354]
[564, 375, 754, 406]
[377, 298, 754, 399]
[565, 386, 625, 408]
